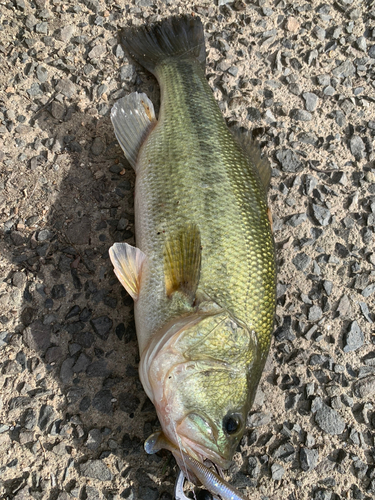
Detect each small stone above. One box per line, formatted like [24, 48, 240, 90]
[286, 213, 307, 227]
[285, 17, 299, 32]
[314, 404, 345, 435]
[92, 389, 113, 414]
[88, 44, 106, 59]
[55, 79, 76, 98]
[349, 135, 366, 161]
[275, 149, 302, 172]
[369, 45, 375, 59]
[73, 352, 91, 373]
[60, 357, 75, 384]
[247, 412, 272, 428]
[343, 321, 364, 352]
[36, 65, 48, 83]
[308, 305, 323, 322]
[292, 109, 313, 121]
[80, 460, 112, 481]
[23, 320, 51, 352]
[271, 463, 285, 480]
[336, 295, 351, 317]
[120, 65, 134, 81]
[35, 22, 48, 34]
[51, 101, 66, 120]
[38, 405, 55, 432]
[51, 284, 66, 299]
[361, 283, 375, 297]
[353, 376, 375, 398]
[300, 448, 319, 471]
[85, 428, 102, 450]
[313, 25, 326, 41]
[332, 59, 355, 78]
[247, 456, 261, 478]
[302, 92, 318, 112]
[292, 253, 311, 271]
[359, 302, 373, 323]
[56, 25, 75, 42]
[247, 107, 261, 122]
[312, 204, 331, 226]
[91, 316, 113, 340]
[25, 13, 38, 29]
[37, 229, 53, 241]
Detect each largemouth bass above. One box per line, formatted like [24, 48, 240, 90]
[109, 15, 276, 499]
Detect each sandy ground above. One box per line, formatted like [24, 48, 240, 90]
[0, 1, 375, 499]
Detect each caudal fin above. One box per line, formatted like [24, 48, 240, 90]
[121, 15, 206, 75]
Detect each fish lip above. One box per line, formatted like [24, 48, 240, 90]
[176, 430, 232, 471]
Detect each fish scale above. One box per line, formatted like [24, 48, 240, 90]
[136, 59, 275, 355]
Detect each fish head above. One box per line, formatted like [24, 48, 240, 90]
[140, 308, 260, 471]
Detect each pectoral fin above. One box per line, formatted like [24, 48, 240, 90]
[164, 224, 201, 303]
[111, 92, 157, 170]
[109, 242, 146, 300]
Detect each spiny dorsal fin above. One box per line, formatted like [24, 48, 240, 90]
[232, 128, 272, 191]
[111, 92, 156, 170]
[109, 242, 146, 301]
[164, 224, 201, 303]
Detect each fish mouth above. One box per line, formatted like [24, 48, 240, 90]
[145, 431, 247, 500]
[176, 415, 232, 470]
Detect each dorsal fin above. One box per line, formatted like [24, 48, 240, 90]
[232, 128, 272, 191]
[164, 224, 201, 303]
[111, 92, 156, 170]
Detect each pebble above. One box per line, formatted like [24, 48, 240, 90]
[55, 79, 76, 98]
[92, 389, 113, 414]
[302, 92, 318, 112]
[343, 321, 364, 352]
[353, 376, 375, 398]
[91, 316, 113, 340]
[36, 65, 48, 83]
[292, 109, 313, 121]
[332, 60, 355, 78]
[80, 460, 112, 481]
[308, 305, 323, 322]
[286, 213, 307, 227]
[88, 44, 106, 59]
[271, 463, 285, 480]
[314, 404, 345, 435]
[247, 412, 272, 428]
[292, 253, 311, 271]
[312, 204, 331, 226]
[56, 25, 75, 42]
[38, 405, 55, 432]
[300, 448, 319, 471]
[349, 135, 366, 161]
[275, 149, 302, 172]
[85, 428, 102, 450]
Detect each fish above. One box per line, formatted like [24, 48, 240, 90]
[109, 14, 276, 500]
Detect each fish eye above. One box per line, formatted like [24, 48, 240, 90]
[223, 413, 242, 435]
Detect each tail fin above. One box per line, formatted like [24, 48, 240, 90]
[121, 15, 206, 75]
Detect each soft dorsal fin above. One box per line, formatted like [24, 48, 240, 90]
[109, 242, 146, 300]
[164, 224, 201, 303]
[232, 128, 272, 191]
[111, 92, 157, 170]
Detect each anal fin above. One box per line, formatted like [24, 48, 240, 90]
[164, 224, 201, 303]
[111, 92, 157, 169]
[109, 242, 146, 300]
